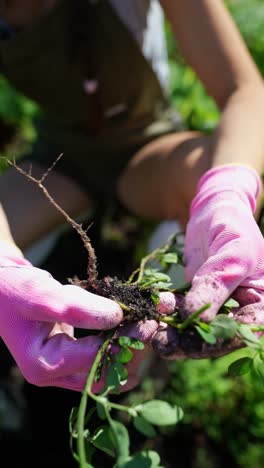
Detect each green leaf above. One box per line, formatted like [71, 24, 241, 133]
[115, 361, 128, 385]
[179, 304, 211, 330]
[141, 280, 172, 290]
[253, 354, 264, 381]
[69, 406, 78, 434]
[96, 401, 107, 420]
[143, 269, 171, 281]
[106, 361, 128, 389]
[95, 364, 103, 382]
[228, 357, 253, 376]
[109, 419, 130, 462]
[106, 364, 120, 391]
[197, 322, 211, 332]
[163, 252, 179, 263]
[91, 426, 116, 457]
[159, 252, 178, 266]
[84, 441, 96, 465]
[211, 314, 238, 340]
[142, 268, 157, 276]
[73, 459, 93, 468]
[139, 400, 183, 426]
[195, 325, 216, 344]
[116, 347, 133, 364]
[152, 282, 173, 290]
[84, 408, 96, 427]
[238, 324, 261, 347]
[175, 282, 192, 294]
[224, 298, 239, 309]
[118, 336, 145, 350]
[133, 415, 157, 438]
[146, 451, 161, 467]
[151, 293, 160, 306]
[117, 450, 161, 468]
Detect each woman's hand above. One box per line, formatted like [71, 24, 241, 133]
[0, 242, 123, 392]
[153, 165, 264, 359]
[182, 165, 263, 320]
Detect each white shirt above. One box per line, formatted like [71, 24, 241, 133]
[109, 0, 170, 92]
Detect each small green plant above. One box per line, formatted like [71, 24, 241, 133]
[11, 159, 264, 467]
[68, 235, 186, 468]
[69, 332, 184, 468]
[67, 233, 264, 468]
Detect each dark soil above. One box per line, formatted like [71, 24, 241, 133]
[87, 276, 159, 322]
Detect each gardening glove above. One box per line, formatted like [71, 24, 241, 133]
[153, 165, 264, 359]
[0, 241, 123, 392]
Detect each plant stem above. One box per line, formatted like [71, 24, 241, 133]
[76, 333, 139, 467]
[76, 334, 113, 468]
[251, 325, 264, 332]
[107, 400, 134, 413]
[161, 315, 180, 329]
[7, 158, 98, 286]
[128, 233, 178, 285]
[178, 304, 211, 331]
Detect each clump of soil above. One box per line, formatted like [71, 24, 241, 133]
[87, 276, 160, 322]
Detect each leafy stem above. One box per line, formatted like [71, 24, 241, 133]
[77, 333, 113, 467]
[128, 233, 182, 285]
[178, 304, 211, 331]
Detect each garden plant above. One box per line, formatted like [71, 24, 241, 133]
[7, 158, 264, 468]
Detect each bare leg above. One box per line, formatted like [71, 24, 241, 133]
[0, 162, 93, 249]
[117, 131, 212, 228]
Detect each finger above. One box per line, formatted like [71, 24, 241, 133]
[50, 368, 107, 393]
[46, 371, 106, 393]
[5, 319, 106, 387]
[232, 286, 264, 325]
[6, 266, 123, 328]
[182, 249, 253, 322]
[56, 284, 123, 329]
[157, 291, 179, 315]
[40, 343, 149, 393]
[152, 325, 244, 360]
[119, 319, 159, 342]
[182, 220, 261, 320]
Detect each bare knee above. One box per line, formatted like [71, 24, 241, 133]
[117, 132, 213, 224]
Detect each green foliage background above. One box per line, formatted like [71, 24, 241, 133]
[166, 0, 264, 132]
[0, 1, 264, 466]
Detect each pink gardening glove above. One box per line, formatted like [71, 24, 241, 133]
[0, 242, 123, 392]
[153, 165, 264, 359]
[183, 165, 263, 321]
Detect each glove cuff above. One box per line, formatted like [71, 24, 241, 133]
[192, 165, 262, 214]
[0, 241, 31, 267]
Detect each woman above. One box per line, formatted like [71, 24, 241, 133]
[0, 0, 263, 390]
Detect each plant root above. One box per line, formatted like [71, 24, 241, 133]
[8, 157, 160, 322]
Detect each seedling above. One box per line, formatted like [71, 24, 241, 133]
[8, 158, 264, 468]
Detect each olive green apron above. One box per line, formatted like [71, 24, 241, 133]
[0, 0, 183, 201]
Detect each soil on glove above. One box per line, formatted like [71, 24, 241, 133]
[87, 276, 159, 322]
